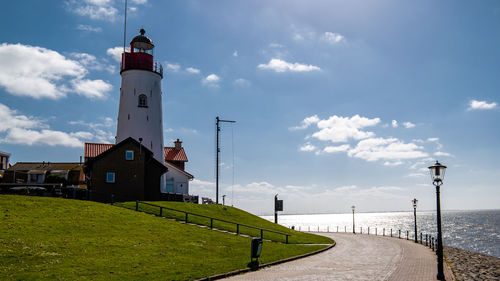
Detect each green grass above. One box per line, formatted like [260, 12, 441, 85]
[115, 201, 333, 244]
[0, 195, 330, 280]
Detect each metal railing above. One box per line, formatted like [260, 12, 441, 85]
[127, 201, 291, 244]
[296, 225, 437, 251]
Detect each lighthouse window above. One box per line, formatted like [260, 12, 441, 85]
[138, 94, 148, 107]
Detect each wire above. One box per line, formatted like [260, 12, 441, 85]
[231, 123, 235, 207]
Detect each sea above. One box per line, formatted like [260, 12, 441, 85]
[262, 209, 500, 258]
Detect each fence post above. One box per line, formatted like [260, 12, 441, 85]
[210, 218, 213, 229]
[236, 223, 239, 234]
[260, 229, 263, 238]
[185, 213, 188, 223]
[135, 200, 139, 211]
[286, 235, 289, 244]
[159, 207, 162, 217]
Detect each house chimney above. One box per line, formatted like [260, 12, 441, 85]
[174, 139, 182, 150]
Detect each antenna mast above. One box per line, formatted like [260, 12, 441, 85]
[123, 0, 128, 52]
[216, 116, 236, 204]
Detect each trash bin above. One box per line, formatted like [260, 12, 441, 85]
[251, 237, 263, 260]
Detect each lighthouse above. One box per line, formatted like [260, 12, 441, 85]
[116, 28, 166, 190]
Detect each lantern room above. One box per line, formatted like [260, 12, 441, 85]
[121, 28, 163, 77]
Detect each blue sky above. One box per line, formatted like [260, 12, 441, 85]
[1, 0, 499, 214]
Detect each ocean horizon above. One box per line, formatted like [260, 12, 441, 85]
[262, 209, 500, 258]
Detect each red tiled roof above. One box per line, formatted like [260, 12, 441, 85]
[84, 143, 114, 158]
[164, 147, 188, 162]
[85, 143, 188, 162]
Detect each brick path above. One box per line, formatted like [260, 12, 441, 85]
[226, 233, 454, 281]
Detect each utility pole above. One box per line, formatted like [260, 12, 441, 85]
[216, 116, 235, 204]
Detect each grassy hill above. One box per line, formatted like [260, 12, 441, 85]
[116, 201, 333, 244]
[0, 195, 330, 280]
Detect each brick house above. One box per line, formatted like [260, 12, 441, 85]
[84, 137, 167, 203]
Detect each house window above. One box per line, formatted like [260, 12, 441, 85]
[125, 150, 134, 160]
[166, 179, 174, 193]
[106, 172, 115, 183]
[138, 94, 148, 107]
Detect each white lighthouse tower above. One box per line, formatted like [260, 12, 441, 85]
[116, 28, 166, 190]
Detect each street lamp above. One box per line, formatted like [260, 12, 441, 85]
[412, 198, 418, 243]
[351, 205, 356, 234]
[429, 160, 447, 281]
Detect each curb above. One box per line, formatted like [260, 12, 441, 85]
[195, 241, 336, 281]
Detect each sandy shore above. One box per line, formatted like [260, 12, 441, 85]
[445, 246, 500, 281]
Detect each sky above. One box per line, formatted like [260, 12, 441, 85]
[0, 0, 499, 215]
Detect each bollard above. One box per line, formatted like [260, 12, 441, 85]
[337, 226, 339, 232]
[383, 228, 385, 236]
[368, 227, 370, 235]
[406, 230, 409, 240]
[375, 228, 377, 236]
[345, 226, 347, 232]
[420, 233, 423, 244]
[327, 226, 329, 232]
[398, 230, 401, 238]
[360, 227, 362, 234]
[135, 200, 139, 211]
[426, 234, 428, 246]
[309, 226, 310, 232]
[318, 226, 320, 232]
[299, 226, 301, 231]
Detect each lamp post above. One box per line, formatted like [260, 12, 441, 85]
[351, 205, 356, 234]
[412, 198, 418, 243]
[429, 160, 447, 281]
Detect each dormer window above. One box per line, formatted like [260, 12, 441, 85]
[138, 94, 148, 107]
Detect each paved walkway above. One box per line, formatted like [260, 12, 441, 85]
[226, 233, 454, 281]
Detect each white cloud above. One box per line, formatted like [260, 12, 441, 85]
[70, 52, 110, 73]
[468, 99, 497, 111]
[434, 151, 452, 157]
[106, 46, 128, 63]
[299, 143, 316, 152]
[321, 32, 345, 44]
[427, 137, 439, 142]
[258, 58, 320, 73]
[0, 103, 42, 133]
[68, 0, 119, 21]
[403, 122, 415, 128]
[202, 74, 220, 87]
[165, 62, 181, 72]
[0, 103, 107, 147]
[234, 78, 250, 87]
[347, 137, 428, 162]
[391, 120, 398, 128]
[334, 185, 358, 192]
[233, 50, 238, 57]
[69, 117, 114, 143]
[186, 67, 200, 74]
[323, 144, 350, 153]
[407, 173, 426, 178]
[289, 115, 320, 130]
[130, 0, 147, 4]
[76, 24, 102, 32]
[384, 161, 403, 166]
[0, 43, 110, 100]
[312, 115, 380, 143]
[269, 43, 284, 48]
[70, 79, 112, 99]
